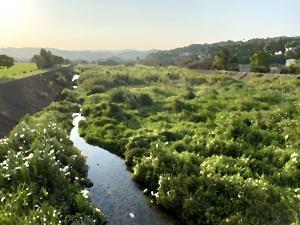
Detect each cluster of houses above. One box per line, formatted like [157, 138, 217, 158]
[239, 59, 296, 73]
[179, 50, 298, 74]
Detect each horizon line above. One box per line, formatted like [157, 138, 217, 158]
[1, 35, 299, 52]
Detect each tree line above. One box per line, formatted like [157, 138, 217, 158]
[142, 36, 300, 73]
[0, 49, 70, 71]
[31, 48, 70, 69]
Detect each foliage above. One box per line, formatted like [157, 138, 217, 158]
[75, 65, 300, 225]
[142, 37, 300, 74]
[31, 49, 66, 69]
[213, 47, 237, 70]
[0, 101, 105, 225]
[176, 57, 214, 70]
[250, 51, 271, 73]
[0, 55, 14, 69]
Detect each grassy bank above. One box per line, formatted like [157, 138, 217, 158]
[73, 65, 300, 225]
[0, 100, 105, 225]
[0, 63, 47, 84]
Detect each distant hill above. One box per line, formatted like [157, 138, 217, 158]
[143, 36, 300, 66]
[0, 48, 158, 62]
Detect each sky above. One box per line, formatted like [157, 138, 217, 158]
[0, 0, 299, 50]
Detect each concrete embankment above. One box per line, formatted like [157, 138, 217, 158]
[0, 67, 74, 138]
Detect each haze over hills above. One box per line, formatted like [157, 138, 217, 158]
[0, 47, 158, 62]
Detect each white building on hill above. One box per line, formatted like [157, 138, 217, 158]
[286, 59, 296, 67]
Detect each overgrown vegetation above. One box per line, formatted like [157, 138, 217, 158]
[0, 101, 105, 225]
[74, 65, 300, 225]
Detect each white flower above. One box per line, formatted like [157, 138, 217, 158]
[95, 208, 101, 212]
[285, 134, 289, 140]
[81, 190, 89, 199]
[27, 153, 34, 159]
[129, 212, 135, 218]
[62, 166, 69, 172]
[291, 153, 298, 158]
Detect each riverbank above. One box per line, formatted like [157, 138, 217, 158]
[0, 100, 105, 224]
[0, 66, 74, 138]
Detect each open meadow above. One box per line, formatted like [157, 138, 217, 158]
[0, 63, 45, 84]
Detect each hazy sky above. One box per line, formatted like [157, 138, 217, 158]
[0, 0, 299, 50]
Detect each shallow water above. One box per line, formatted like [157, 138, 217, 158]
[70, 113, 176, 225]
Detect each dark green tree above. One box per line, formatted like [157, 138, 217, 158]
[213, 47, 236, 70]
[31, 49, 65, 69]
[250, 51, 271, 72]
[0, 55, 14, 69]
[264, 38, 286, 54]
[53, 56, 65, 66]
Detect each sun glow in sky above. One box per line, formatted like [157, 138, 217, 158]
[0, 0, 299, 50]
[0, 0, 24, 29]
[0, 0, 23, 21]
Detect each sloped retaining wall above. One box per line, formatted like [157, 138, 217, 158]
[0, 67, 74, 138]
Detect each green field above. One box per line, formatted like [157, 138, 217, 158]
[0, 63, 46, 84]
[68, 65, 300, 225]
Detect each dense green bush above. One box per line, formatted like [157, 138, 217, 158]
[75, 65, 300, 225]
[0, 101, 105, 225]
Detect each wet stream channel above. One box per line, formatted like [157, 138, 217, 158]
[70, 74, 176, 225]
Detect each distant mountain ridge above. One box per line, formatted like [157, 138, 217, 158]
[0, 47, 158, 62]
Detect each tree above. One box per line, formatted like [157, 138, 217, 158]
[285, 49, 300, 59]
[264, 38, 286, 54]
[250, 51, 271, 73]
[53, 56, 64, 66]
[64, 59, 71, 65]
[213, 47, 236, 70]
[0, 55, 14, 69]
[31, 49, 65, 69]
[285, 41, 300, 59]
[176, 56, 214, 70]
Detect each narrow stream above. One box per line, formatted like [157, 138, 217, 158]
[70, 113, 176, 225]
